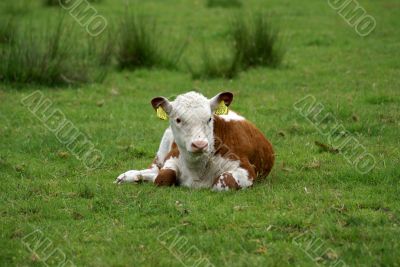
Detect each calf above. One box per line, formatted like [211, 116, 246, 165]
[115, 91, 274, 191]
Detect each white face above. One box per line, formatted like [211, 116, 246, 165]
[151, 91, 233, 155]
[169, 92, 214, 154]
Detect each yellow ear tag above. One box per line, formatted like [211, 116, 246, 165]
[214, 101, 229, 115]
[156, 106, 168, 120]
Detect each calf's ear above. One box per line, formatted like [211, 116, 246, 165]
[210, 92, 233, 115]
[151, 97, 172, 120]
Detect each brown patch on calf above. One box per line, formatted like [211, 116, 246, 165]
[165, 142, 180, 161]
[149, 142, 180, 169]
[155, 169, 178, 186]
[239, 158, 257, 180]
[213, 172, 240, 190]
[213, 115, 275, 181]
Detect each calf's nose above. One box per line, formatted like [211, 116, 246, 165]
[191, 140, 208, 151]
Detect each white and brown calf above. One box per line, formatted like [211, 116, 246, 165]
[115, 91, 274, 191]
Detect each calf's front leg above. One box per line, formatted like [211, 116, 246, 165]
[115, 164, 159, 184]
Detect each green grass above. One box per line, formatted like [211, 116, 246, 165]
[117, 12, 186, 70]
[190, 13, 284, 79]
[232, 13, 285, 69]
[0, 17, 16, 44]
[0, 0, 30, 16]
[1, 0, 400, 266]
[206, 0, 242, 8]
[0, 17, 110, 86]
[43, 0, 102, 7]
[188, 45, 240, 79]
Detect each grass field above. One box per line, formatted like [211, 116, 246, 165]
[1, 0, 399, 266]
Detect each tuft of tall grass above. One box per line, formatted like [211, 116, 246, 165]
[116, 13, 186, 70]
[232, 14, 285, 68]
[0, 17, 16, 44]
[188, 46, 240, 79]
[92, 31, 115, 67]
[206, 0, 242, 8]
[0, 18, 111, 86]
[44, 0, 102, 7]
[190, 13, 284, 79]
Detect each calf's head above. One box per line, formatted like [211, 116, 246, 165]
[151, 91, 233, 154]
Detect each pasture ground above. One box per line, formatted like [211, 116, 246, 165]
[0, 0, 399, 266]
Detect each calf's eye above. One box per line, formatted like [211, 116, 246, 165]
[207, 117, 212, 123]
[176, 118, 181, 124]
